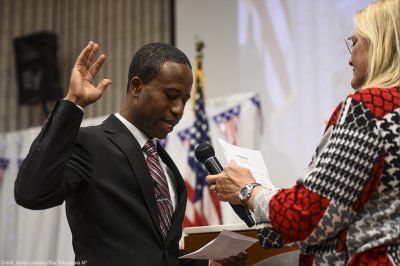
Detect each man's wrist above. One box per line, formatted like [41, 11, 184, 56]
[62, 99, 84, 112]
[63, 94, 86, 109]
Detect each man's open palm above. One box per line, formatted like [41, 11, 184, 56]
[64, 41, 112, 108]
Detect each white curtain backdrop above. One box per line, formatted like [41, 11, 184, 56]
[177, 0, 374, 188]
[0, 92, 261, 264]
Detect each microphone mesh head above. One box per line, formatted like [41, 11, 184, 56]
[194, 142, 215, 163]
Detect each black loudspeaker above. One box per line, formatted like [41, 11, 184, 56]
[13, 32, 62, 104]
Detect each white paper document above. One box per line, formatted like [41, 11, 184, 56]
[218, 139, 276, 189]
[179, 230, 258, 260]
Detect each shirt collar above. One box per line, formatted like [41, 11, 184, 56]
[114, 113, 156, 148]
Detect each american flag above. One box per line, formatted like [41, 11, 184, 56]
[179, 47, 222, 227]
[213, 105, 241, 145]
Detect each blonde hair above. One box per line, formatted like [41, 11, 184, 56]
[354, 0, 400, 88]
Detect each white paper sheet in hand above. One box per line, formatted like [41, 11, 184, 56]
[218, 139, 276, 189]
[179, 230, 258, 260]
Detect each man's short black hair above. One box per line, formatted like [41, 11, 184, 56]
[127, 43, 192, 91]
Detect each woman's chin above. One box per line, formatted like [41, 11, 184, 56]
[351, 78, 364, 90]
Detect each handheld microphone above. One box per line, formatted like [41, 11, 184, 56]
[194, 142, 255, 227]
[194, 143, 223, 175]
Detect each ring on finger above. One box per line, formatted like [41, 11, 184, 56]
[210, 184, 216, 192]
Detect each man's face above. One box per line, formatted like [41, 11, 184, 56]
[131, 61, 193, 139]
[348, 34, 369, 90]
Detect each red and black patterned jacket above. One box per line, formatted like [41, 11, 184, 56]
[254, 87, 400, 265]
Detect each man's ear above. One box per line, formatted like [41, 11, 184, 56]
[129, 77, 143, 98]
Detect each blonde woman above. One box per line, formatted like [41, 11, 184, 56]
[207, 0, 400, 265]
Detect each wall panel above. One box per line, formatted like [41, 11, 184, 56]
[0, 0, 173, 133]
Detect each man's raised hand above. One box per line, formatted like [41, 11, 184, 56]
[64, 41, 112, 108]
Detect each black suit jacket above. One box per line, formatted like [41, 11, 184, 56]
[15, 100, 206, 266]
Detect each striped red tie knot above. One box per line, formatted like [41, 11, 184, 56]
[143, 140, 157, 157]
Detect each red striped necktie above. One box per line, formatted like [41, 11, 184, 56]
[143, 141, 173, 240]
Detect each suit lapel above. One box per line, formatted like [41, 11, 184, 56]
[102, 115, 163, 239]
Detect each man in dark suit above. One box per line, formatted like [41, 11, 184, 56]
[14, 42, 245, 266]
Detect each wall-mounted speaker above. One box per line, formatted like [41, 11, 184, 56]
[13, 32, 62, 104]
